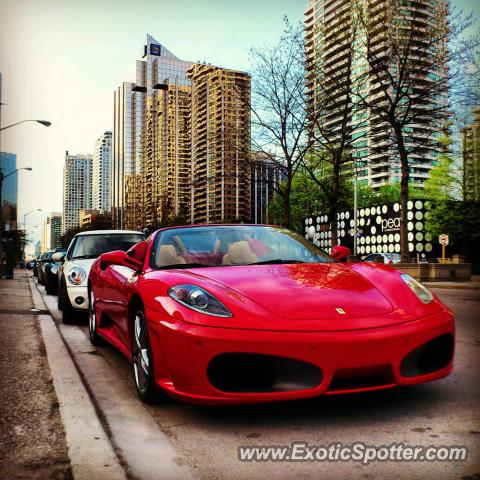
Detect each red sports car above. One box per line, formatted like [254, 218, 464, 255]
[88, 224, 454, 405]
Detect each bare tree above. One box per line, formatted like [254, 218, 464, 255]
[303, 6, 368, 247]
[249, 18, 311, 228]
[354, 1, 479, 260]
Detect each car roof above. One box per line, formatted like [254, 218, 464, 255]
[74, 230, 144, 237]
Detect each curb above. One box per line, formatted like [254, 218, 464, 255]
[29, 278, 127, 480]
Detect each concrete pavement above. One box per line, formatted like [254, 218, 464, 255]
[3, 270, 479, 479]
[0, 270, 71, 479]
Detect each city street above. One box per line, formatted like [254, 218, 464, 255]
[1, 270, 479, 480]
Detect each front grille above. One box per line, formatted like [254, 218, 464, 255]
[207, 353, 323, 393]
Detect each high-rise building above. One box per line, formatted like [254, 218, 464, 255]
[250, 152, 281, 224]
[113, 35, 192, 230]
[0, 152, 18, 232]
[462, 108, 480, 201]
[304, 0, 447, 188]
[188, 64, 251, 224]
[92, 131, 112, 213]
[63, 152, 92, 233]
[112, 35, 252, 229]
[41, 212, 62, 252]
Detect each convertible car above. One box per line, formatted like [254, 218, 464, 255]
[88, 224, 454, 405]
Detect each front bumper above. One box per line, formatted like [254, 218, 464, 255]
[146, 307, 455, 405]
[66, 285, 88, 311]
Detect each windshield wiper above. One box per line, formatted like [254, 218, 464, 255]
[159, 262, 215, 270]
[71, 255, 97, 260]
[249, 259, 305, 265]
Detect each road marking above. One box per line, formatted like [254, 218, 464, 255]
[29, 280, 127, 480]
[35, 280, 195, 480]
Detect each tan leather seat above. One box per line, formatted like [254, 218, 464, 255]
[222, 241, 258, 265]
[156, 245, 186, 267]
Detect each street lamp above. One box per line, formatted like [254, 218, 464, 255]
[0, 119, 52, 131]
[23, 208, 42, 228]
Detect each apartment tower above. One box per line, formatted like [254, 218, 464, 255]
[112, 35, 192, 230]
[112, 35, 252, 229]
[92, 131, 112, 213]
[62, 152, 92, 232]
[304, 0, 448, 188]
[188, 64, 251, 224]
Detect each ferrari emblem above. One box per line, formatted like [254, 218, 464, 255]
[336, 308, 346, 315]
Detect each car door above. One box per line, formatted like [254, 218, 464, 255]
[101, 264, 137, 350]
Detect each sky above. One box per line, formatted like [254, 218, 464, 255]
[0, 0, 478, 249]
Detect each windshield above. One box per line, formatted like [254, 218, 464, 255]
[71, 233, 145, 260]
[152, 225, 333, 269]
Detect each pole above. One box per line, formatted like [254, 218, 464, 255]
[441, 243, 445, 264]
[353, 161, 358, 257]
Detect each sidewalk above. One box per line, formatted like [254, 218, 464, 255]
[424, 275, 480, 290]
[0, 270, 72, 480]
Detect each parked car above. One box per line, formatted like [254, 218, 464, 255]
[25, 259, 36, 270]
[44, 248, 67, 295]
[88, 224, 454, 405]
[37, 249, 66, 292]
[33, 255, 42, 277]
[37, 251, 54, 285]
[363, 252, 401, 265]
[57, 230, 145, 324]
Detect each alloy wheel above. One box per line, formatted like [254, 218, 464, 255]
[133, 311, 150, 394]
[88, 290, 96, 338]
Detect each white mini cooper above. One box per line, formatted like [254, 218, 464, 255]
[55, 230, 145, 323]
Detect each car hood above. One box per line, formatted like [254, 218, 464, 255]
[179, 262, 394, 321]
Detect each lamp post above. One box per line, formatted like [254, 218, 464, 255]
[23, 209, 41, 261]
[23, 208, 42, 229]
[0, 119, 52, 131]
[353, 160, 358, 257]
[0, 73, 50, 278]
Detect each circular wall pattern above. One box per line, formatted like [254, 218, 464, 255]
[393, 203, 400, 212]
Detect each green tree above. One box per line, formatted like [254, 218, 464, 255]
[424, 130, 455, 201]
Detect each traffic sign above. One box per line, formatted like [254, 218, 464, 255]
[439, 234, 449, 246]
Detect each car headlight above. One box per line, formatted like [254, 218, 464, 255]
[168, 284, 233, 317]
[400, 273, 433, 304]
[67, 267, 87, 286]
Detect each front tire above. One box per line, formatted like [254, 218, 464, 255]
[45, 274, 57, 295]
[131, 307, 159, 403]
[88, 289, 104, 346]
[60, 277, 75, 324]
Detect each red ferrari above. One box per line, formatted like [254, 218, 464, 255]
[88, 224, 454, 405]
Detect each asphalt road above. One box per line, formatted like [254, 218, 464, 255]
[37, 280, 480, 480]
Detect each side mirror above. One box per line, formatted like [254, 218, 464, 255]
[52, 252, 65, 262]
[331, 245, 352, 261]
[127, 240, 148, 263]
[99, 250, 143, 272]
